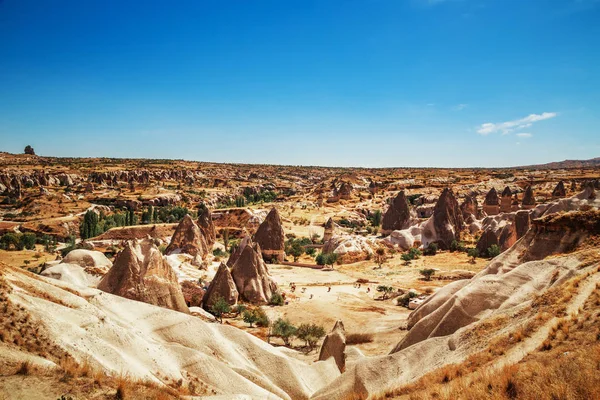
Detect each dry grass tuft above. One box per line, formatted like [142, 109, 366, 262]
[346, 332, 375, 345]
[15, 361, 31, 375]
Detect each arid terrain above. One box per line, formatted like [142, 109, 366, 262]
[1, 150, 600, 399]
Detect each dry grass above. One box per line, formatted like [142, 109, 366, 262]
[378, 273, 600, 400]
[15, 361, 31, 375]
[346, 332, 375, 345]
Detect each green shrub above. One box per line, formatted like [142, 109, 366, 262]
[242, 309, 259, 327]
[423, 242, 438, 256]
[487, 244, 501, 258]
[269, 292, 285, 306]
[255, 308, 270, 327]
[272, 318, 297, 346]
[296, 323, 326, 351]
[419, 268, 436, 281]
[209, 297, 231, 323]
[397, 291, 418, 307]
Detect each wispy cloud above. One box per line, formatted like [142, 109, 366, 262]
[453, 103, 468, 111]
[476, 112, 557, 135]
[516, 132, 532, 138]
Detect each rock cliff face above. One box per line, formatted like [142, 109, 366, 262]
[202, 263, 238, 310]
[98, 239, 189, 313]
[322, 234, 376, 264]
[319, 320, 347, 372]
[460, 195, 478, 221]
[253, 207, 285, 262]
[430, 188, 464, 249]
[381, 191, 410, 234]
[552, 181, 566, 198]
[197, 203, 216, 248]
[165, 215, 210, 259]
[392, 209, 600, 354]
[522, 185, 536, 208]
[230, 240, 279, 304]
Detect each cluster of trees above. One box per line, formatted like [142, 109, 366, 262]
[271, 318, 326, 351]
[217, 190, 278, 209]
[80, 209, 137, 240]
[241, 307, 271, 328]
[315, 252, 339, 268]
[448, 239, 501, 262]
[401, 248, 422, 264]
[79, 206, 193, 240]
[285, 236, 316, 262]
[209, 293, 284, 324]
[0, 232, 37, 251]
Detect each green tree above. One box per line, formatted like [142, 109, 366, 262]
[269, 292, 285, 306]
[0, 233, 20, 250]
[419, 268, 436, 281]
[20, 233, 37, 250]
[296, 323, 326, 351]
[80, 210, 100, 239]
[467, 248, 479, 263]
[423, 242, 438, 256]
[487, 244, 501, 258]
[210, 297, 231, 323]
[408, 247, 422, 259]
[288, 241, 304, 262]
[397, 291, 418, 307]
[374, 247, 386, 269]
[369, 209, 382, 227]
[376, 285, 394, 300]
[242, 309, 259, 327]
[272, 318, 297, 347]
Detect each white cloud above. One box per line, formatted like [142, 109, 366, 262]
[476, 112, 557, 135]
[454, 103, 468, 111]
[516, 132, 532, 138]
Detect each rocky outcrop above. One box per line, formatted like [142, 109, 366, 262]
[552, 181, 566, 198]
[338, 182, 353, 200]
[202, 263, 238, 310]
[165, 215, 209, 259]
[98, 239, 189, 313]
[382, 191, 410, 234]
[498, 222, 517, 251]
[231, 240, 279, 304]
[323, 218, 335, 242]
[430, 188, 464, 249]
[253, 207, 285, 262]
[62, 249, 112, 275]
[197, 203, 216, 248]
[500, 186, 512, 213]
[483, 188, 500, 215]
[181, 280, 206, 308]
[515, 210, 531, 238]
[391, 210, 600, 355]
[460, 195, 478, 222]
[322, 234, 376, 264]
[521, 185, 535, 209]
[475, 229, 499, 256]
[318, 320, 346, 372]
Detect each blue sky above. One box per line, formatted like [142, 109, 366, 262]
[0, 0, 599, 167]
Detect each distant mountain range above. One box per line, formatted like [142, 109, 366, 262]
[517, 157, 600, 169]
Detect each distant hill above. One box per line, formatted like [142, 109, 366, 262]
[517, 157, 600, 169]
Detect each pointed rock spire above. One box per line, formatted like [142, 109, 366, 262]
[381, 190, 410, 234]
[98, 239, 189, 313]
[202, 263, 239, 311]
[253, 207, 285, 262]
